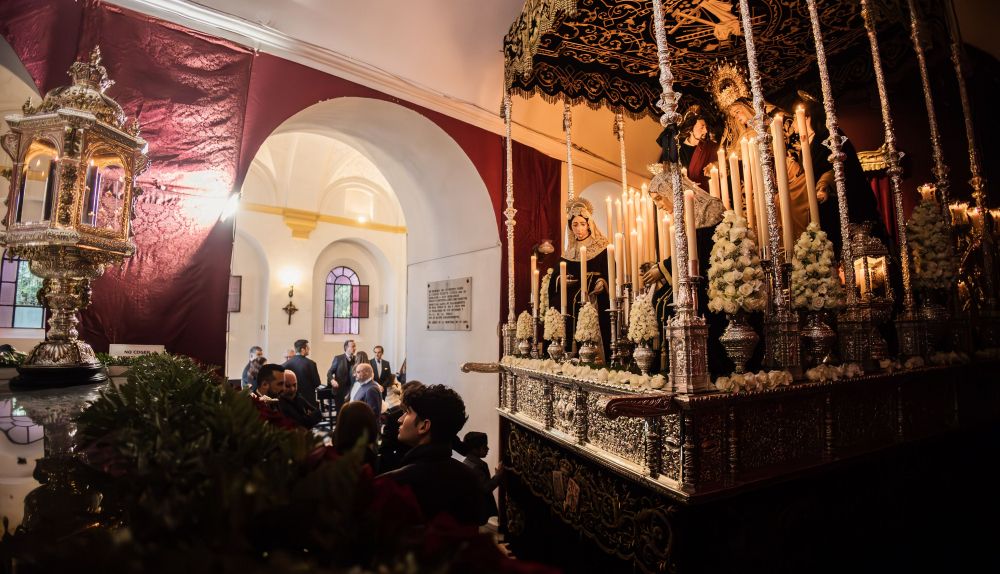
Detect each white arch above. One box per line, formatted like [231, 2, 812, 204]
[269, 97, 500, 263]
[251, 97, 502, 472]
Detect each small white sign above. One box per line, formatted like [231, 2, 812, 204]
[427, 277, 472, 331]
[109, 344, 166, 357]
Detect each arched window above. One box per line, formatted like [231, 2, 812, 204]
[324, 266, 369, 335]
[0, 252, 46, 329]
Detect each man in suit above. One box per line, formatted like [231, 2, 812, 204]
[278, 369, 322, 429]
[371, 345, 392, 397]
[347, 362, 382, 417]
[283, 339, 322, 409]
[327, 339, 358, 412]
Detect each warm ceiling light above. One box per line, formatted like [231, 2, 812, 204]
[357, 215, 368, 224]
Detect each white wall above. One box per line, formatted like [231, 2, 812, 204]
[406, 245, 502, 469]
[226, 212, 406, 379]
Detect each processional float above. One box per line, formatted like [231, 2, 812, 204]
[466, 1, 1000, 571]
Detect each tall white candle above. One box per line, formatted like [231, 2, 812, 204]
[796, 106, 820, 226]
[614, 232, 624, 297]
[630, 229, 640, 292]
[560, 261, 568, 314]
[741, 138, 755, 233]
[532, 268, 540, 317]
[718, 147, 731, 209]
[729, 152, 742, 217]
[530, 255, 538, 315]
[605, 195, 614, 239]
[626, 197, 635, 273]
[637, 216, 646, 263]
[658, 209, 668, 263]
[753, 143, 768, 259]
[636, 231, 644, 288]
[771, 114, 794, 254]
[607, 243, 617, 310]
[709, 166, 721, 200]
[579, 245, 587, 304]
[685, 190, 698, 276]
[615, 198, 624, 238]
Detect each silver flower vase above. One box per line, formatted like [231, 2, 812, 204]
[547, 339, 565, 362]
[633, 342, 655, 376]
[802, 311, 836, 366]
[719, 312, 758, 375]
[517, 338, 532, 357]
[578, 341, 598, 364]
[919, 293, 949, 353]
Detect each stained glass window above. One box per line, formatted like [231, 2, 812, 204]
[323, 266, 369, 334]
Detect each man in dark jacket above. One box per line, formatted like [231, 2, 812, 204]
[282, 339, 322, 409]
[378, 384, 488, 526]
[326, 339, 357, 412]
[370, 345, 392, 396]
[278, 370, 322, 429]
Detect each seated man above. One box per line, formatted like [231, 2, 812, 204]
[378, 384, 488, 526]
[278, 369, 322, 429]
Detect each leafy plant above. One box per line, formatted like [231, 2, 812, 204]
[0, 350, 27, 368]
[2, 353, 549, 574]
[95, 352, 136, 366]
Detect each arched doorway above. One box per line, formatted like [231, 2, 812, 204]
[233, 97, 501, 466]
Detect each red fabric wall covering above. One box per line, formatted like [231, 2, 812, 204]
[1, 0, 253, 368]
[502, 142, 562, 324]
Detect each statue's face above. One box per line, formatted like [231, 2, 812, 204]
[649, 191, 671, 213]
[570, 215, 590, 241]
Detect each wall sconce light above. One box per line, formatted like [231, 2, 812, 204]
[279, 268, 301, 325]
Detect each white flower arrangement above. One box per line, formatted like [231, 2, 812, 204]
[714, 369, 793, 393]
[707, 211, 767, 315]
[790, 223, 845, 312]
[929, 351, 970, 366]
[907, 188, 957, 292]
[498, 356, 666, 391]
[543, 306, 565, 341]
[540, 268, 554, 312]
[627, 292, 659, 343]
[515, 310, 534, 340]
[803, 362, 864, 383]
[574, 302, 600, 343]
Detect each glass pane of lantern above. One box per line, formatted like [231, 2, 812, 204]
[0, 306, 12, 327]
[81, 152, 126, 234]
[0, 282, 14, 305]
[13, 307, 43, 329]
[14, 261, 43, 306]
[17, 139, 57, 224]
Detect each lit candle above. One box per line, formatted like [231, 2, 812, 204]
[729, 152, 742, 216]
[630, 229, 640, 292]
[718, 147, 731, 209]
[530, 255, 538, 316]
[636, 231, 645, 288]
[605, 195, 614, 239]
[637, 216, 646, 263]
[614, 232, 624, 297]
[626, 197, 635, 271]
[709, 166, 721, 200]
[796, 106, 819, 226]
[658, 210, 668, 263]
[741, 137, 755, 233]
[560, 261, 567, 315]
[615, 198, 624, 238]
[532, 268, 540, 318]
[685, 190, 698, 276]
[969, 207, 984, 232]
[607, 243, 617, 310]
[771, 114, 794, 254]
[579, 245, 587, 304]
[918, 184, 937, 203]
